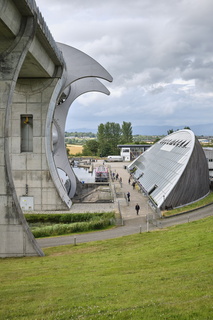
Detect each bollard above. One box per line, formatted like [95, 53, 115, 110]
[140, 225, 142, 234]
[74, 236, 77, 246]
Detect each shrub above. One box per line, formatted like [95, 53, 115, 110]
[25, 212, 115, 224]
[30, 214, 115, 238]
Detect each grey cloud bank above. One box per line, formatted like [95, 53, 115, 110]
[36, 0, 213, 135]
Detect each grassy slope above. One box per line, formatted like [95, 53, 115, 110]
[0, 217, 212, 320]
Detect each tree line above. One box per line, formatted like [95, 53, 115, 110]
[66, 124, 197, 157]
[65, 131, 96, 138]
[82, 121, 133, 157]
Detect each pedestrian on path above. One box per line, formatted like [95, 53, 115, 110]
[128, 177, 131, 184]
[119, 177, 122, 187]
[127, 192, 130, 202]
[132, 181, 136, 189]
[135, 203, 140, 215]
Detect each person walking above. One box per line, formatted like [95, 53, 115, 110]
[135, 203, 140, 215]
[127, 192, 130, 202]
[119, 177, 122, 187]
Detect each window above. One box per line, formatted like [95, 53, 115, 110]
[136, 173, 144, 180]
[21, 115, 33, 152]
[148, 184, 158, 195]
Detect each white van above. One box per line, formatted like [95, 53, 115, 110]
[106, 155, 123, 162]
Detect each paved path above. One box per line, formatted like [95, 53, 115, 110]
[37, 161, 213, 248]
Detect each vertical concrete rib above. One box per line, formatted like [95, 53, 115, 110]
[0, 16, 44, 257]
[0, 1, 113, 257]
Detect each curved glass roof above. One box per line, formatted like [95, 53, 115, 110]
[128, 130, 195, 208]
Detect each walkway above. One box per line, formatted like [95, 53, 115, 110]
[37, 161, 213, 248]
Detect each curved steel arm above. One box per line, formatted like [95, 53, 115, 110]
[57, 42, 113, 89]
[53, 78, 110, 198]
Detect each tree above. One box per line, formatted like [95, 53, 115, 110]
[107, 122, 121, 154]
[66, 146, 70, 156]
[96, 121, 133, 156]
[121, 121, 133, 143]
[82, 140, 99, 156]
[167, 129, 174, 135]
[97, 123, 105, 156]
[153, 137, 161, 143]
[97, 122, 121, 156]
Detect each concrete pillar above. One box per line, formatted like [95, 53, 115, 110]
[0, 16, 44, 257]
[11, 78, 68, 211]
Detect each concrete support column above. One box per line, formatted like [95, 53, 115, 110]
[11, 77, 69, 211]
[0, 16, 44, 257]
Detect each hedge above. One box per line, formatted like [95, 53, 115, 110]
[25, 212, 115, 224]
[32, 218, 115, 238]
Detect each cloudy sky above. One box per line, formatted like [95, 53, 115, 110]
[36, 0, 213, 134]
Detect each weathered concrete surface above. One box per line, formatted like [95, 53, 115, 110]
[0, 0, 65, 257]
[0, 0, 112, 257]
[11, 78, 69, 211]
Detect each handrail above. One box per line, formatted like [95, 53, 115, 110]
[24, 0, 65, 66]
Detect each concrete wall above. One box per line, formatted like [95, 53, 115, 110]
[0, 0, 112, 257]
[0, 0, 65, 257]
[10, 78, 68, 211]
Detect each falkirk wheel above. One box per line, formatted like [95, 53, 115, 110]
[0, 0, 112, 257]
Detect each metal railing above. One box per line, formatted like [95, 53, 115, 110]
[24, 0, 65, 65]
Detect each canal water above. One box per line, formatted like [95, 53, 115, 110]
[72, 167, 95, 183]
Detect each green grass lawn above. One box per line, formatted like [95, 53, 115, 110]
[0, 216, 213, 320]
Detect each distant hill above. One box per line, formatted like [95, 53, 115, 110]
[133, 124, 213, 136]
[66, 128, 97, 134]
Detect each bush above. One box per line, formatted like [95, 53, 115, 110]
[26, 212, 116, 238]
[32, 218, 115, 238]
[25, 212, 115, 224]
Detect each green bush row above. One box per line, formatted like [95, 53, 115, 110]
[25, 212, 115, 224]
[32, 218, 114, 238]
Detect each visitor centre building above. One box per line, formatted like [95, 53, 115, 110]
[128, 130, 210, 211]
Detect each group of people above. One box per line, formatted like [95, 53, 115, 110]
[128, 176, 136, 189]
[126, 173, 141, 215]
[112, 172, 120, 181]
[112, 171, 123, 186]
[112, 171, 141, 216]
[126, 191, 140, 215]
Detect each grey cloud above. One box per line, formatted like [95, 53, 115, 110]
[36, 0, 213, 133]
